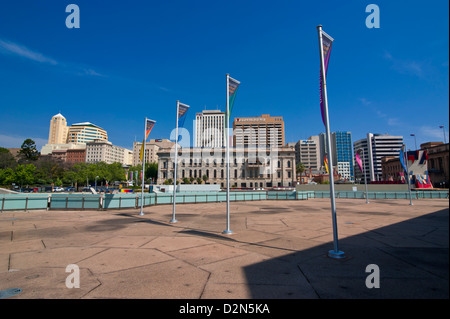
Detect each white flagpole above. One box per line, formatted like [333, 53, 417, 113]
[317, 25, 344, 259]
[171, 101, 180, 223]
[223, 74, 233, 235]
[140, 118, 147, 216]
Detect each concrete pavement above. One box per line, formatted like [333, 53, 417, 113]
[0, 198, 448, 299]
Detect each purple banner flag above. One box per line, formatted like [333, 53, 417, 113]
[355, 152, 363, 173]
[319, 30, 333, 126]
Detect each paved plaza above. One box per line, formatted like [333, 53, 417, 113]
[0, 198, 448, 299]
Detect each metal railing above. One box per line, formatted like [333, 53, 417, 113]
[0, 190, 448, 212]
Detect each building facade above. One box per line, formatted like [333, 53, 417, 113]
[354, 133, 403, 182]
[194, 110, 225, 148]
[156, 146, 296, 188]
[233, 114, 285, 148]
[295, 138, 319, 171]
[85, 140, 132, 165]
[334, 131, 354, 181]
[421, 142, 449, 187]
[132, 139, 174, 166]
[66, 148, 86, 163]
[67, 122, 108, 144]
[48, 113, 69, 144]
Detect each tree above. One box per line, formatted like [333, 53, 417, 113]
[196, 177, 202, 184]
[14, 164, 36, 187]
[0, 147, 17, 169]
[145, 162, 158, 183]
[202, 174, 208, 184]
[182, 177, 190, 184]
[296, 162, 306, 184]
[18, 139, 40, 163]
[189, 176, 194, 184]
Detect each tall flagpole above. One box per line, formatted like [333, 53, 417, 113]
[317, 25, 344, 259]
[140, 118, 147, 216]
[362, 148, 369, 204]
[403, 144, 414, 206]
[171, 101, 180, 223]
[223, 74, 233, 235]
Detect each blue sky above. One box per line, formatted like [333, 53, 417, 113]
[0, 0, 448, 151]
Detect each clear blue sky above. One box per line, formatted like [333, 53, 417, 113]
[0, 0, 448, 151]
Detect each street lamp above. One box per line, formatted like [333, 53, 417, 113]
[439, 125, 446, 144]
[410, 134, 417, 150]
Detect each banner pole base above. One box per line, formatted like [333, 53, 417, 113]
[170, 218, 178, 223]
[328, 250, 346, 259]
[222, 229, 233, 235]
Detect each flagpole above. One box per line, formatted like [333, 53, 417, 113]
[140, 118, 147, 216]
[403, 144, 413, 206]
[358, 148, 369, 204]
[223, 74, 232, 235]
[317, 25, 344, 259]
[171, 101, 180, 223]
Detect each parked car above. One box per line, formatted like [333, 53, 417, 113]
[53, 186, 64, 192]
[65, 187, 76, 192]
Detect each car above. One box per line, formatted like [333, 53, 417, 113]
[65, 187, 76, 192]
[53, 186, 64, 192]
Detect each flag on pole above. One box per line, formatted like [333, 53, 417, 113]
[140, 119, 156, 162]
[399, 149, 408, 174]
[177, 102, 190, 140]
[324, 154, 329, 175]
[319, 30, 333, 126]
[227, 76, 240, 122]
[355, 152, 363, 173]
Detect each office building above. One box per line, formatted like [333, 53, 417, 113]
[295, 137, 319, 171]
[353, 133, 403, 182]
[334, 131, 354, 180]
[67, 122, 108, 144]
[66, 148, 86, 163]
[86, 140, 132, 165]
[132, 139, 174, 166]
[48, 113, 69, 144]
[233, 114, 285, 148]
[194, 110, 225, 148]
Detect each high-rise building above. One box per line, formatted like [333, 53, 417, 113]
[233, 114, 285, 148]
[353, 133, 403, 182]
[194, 110, 225, 148]
[335, 131, 354, 180]
[295, 137, 319, 170]
[67, 122, 108, 144]
[48, 113, 69, 144]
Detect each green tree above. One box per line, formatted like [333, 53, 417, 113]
[189, 176, 194, 184]
[18, 139, 40, 163]
[202, 174, 208, 184]
[0, 147, 17, 169]
[145, 162, 158, 183]
[14, 164, 36, 187]
[0, 168, 15, 185]
[182, 177, 190, 184]
[296, 162, 306, 184]
[196, 177, 202, 184]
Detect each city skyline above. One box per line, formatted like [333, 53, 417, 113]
[0, 0, 448, 152]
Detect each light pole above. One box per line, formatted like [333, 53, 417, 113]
[410, 134, 417, 150]
[439, 125, 446, 144]
[95, 176, 99, 191]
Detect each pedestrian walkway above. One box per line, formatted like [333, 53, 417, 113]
[0, 198, 448, 299]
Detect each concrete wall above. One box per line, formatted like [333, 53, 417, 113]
[296, 184, 409, 192]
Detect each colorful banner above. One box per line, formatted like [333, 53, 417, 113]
[399, 149, 408, 174]
[177, 102, 190, 138]
[324, 154, 329, 175]
[227, 76, 240, 122]
[140, 119, 156, 162]
[355, 152, 363, 173]
[319, 30, 333, 126]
